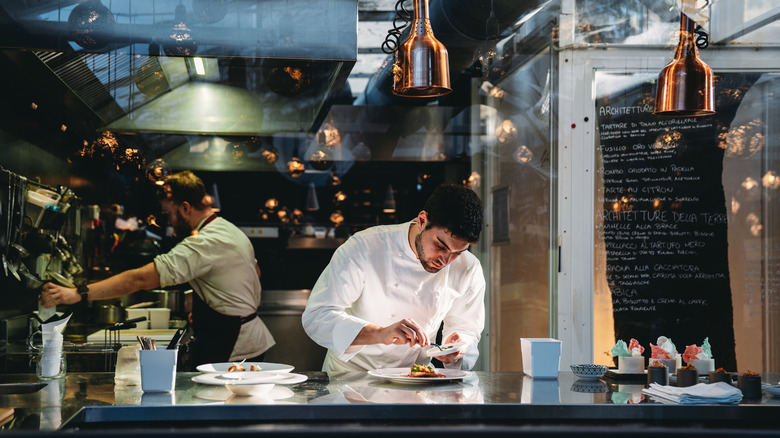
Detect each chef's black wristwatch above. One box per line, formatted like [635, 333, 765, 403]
[77, 284, 89, 304]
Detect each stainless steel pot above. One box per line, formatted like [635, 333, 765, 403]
[97, 304, 122, 325]
[145, 289, 191, 314]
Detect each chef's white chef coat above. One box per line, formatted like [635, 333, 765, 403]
[302, 221, 485, 372]
[154, 216, 275, 361]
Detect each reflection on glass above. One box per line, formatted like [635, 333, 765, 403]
[513, 145, 533, 163]
[746, 212, 762, 237]
[653, 129, 685, 152]
[351, 142, 372, 161]
[330, 210, 344, 226]
[731, 197, 740, 215]
[309, 148, 334, 171]
[495, 119, 518, 144]
[291, 208, 304, 224]
[328, 171, 342, 186]
[741, 177, 758, 190]
[261, 145, 279, 164]
[145, 158, 171, 186]
[230, 142, 248, 163]
[318, 122, 341, 149]
[333, 191, 347, 205]
[287, 156, 305, 177]
[163, 3, 198, 56]
[264, 198, 279, 211]
[762, 171, 779, 189]
[464, 171, 481, 189]
[721, 120, 765, 158]
[277, 207, 290, 223]
[68, 0, 115, 50]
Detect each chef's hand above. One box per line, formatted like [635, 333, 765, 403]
[39, 282, 79, 308]
[437, 332, 465, 364]
[379, 319, 428, 347]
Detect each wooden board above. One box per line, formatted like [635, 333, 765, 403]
[87, 329, 179, 343]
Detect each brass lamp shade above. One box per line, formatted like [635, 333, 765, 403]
[654, 12, 715, 117]
[392, 0, 451, 97]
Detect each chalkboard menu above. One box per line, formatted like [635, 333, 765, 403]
[595, 74, 759, 370]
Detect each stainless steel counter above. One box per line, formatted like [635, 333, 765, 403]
[0, 371, 778, 436]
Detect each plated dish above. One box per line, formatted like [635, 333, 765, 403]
[368, 368, 472, 384]
[192, 371, 308, 386]
[196, 362, 294, 373]
[425, 341, 466, 358]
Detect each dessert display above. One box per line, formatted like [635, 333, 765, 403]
[708, 367, 732, 384]
[649, 336, 679, 374]
[647, 360, 669, 385]
[611, 338, 645, 374]
[677, 363, 699, 387]
[683, 337, 714, 373]
[738, 370, 762, 399]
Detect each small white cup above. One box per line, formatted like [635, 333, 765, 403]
[139, 348, 177, 393]
[148, 308, 171, 330]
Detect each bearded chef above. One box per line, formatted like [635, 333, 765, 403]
[302, 183, 485, 372]
[40, 170, 274, 366]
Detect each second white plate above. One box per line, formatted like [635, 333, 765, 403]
[196, 362, 294, 373]
[425, 341, 466, 357]
[192, 371, 307, 386]
[368, 368, 471, 384]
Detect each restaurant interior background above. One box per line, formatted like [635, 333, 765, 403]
[0, 0, 777, 373]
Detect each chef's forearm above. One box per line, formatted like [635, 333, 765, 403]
[86, 262, 161, 301]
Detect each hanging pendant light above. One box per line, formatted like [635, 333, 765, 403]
[392, 0, 451, 97]
[68, 0, 116, 50]
[163, 2, 198, 57]
[654, 9, 714, 117]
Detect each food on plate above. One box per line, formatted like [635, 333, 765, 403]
[680, 364, 696, 371]
[714, 367, 730, 374]
[226, 361, 261, 372]
[742, 370, 759, 377]
[649, 360, 666, 368]
[408, 363, 444, 378]
[227, 363, 245, 372]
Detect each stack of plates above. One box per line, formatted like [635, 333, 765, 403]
[191, 362, 306, 396]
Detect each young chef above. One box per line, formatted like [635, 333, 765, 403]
[302, 183, 485, 372]
[39, 170, 275, 366]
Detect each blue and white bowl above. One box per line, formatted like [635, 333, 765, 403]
[570, 364, 608, 380]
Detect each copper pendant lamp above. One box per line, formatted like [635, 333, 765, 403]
[654, 10, 715, 117]
[392, 0, 451, 97]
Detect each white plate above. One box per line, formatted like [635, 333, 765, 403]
[425, 341, 466, 357]
[367, 368, 472, 384]
[196, 362, 294, 373]
[766, 385, 780, 398]
[192, 371, 307, 386]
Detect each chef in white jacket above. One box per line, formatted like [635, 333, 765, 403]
[302, 183, 485, 373]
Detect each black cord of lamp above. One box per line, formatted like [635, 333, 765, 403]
[381, 0, 412, 54]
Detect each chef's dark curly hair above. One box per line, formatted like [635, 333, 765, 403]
[159, 170, 209, 210]
[423, 183, 483, 243]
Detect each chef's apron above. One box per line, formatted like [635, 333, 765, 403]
[191, 292, 258, 365]
[187, 212, 259, 365]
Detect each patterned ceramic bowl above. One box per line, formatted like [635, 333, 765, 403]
[570, 364, 608, 380]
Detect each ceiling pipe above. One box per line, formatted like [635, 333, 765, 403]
[357, 0, 538, 106]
